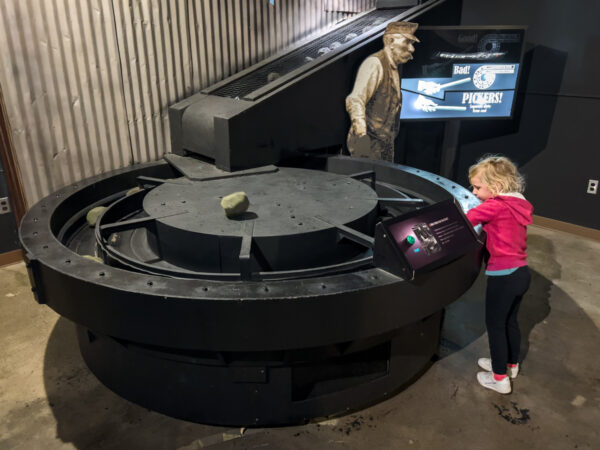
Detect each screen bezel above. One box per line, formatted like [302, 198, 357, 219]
[399, 25, 528, 122]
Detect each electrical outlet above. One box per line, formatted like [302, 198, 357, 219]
[0, 197, 11, 214]
[587, 179, 598, 195]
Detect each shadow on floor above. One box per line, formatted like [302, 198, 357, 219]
[41, 318, 228, 450]
[438, 233, 559, 363]
[39, 236, 591, 450]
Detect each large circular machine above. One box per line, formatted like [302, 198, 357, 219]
[20, 154, 482, 426]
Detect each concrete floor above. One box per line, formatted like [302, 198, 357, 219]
[1, 225, 599, 450]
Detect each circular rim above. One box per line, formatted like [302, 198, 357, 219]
[20, 157, 479, 300]
[19, 156, 483, 351]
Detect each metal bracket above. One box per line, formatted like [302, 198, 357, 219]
[348, 171, 376, 191]
[377, 197, 425, 206]
[135, 176, 190, 188]
[313, 215, 374, 249]
[24, 255, 46, 304]
[164, 154, 278, 181]
[239, 221, 255, 281]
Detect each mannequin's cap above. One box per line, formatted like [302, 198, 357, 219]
[384, 21, 420, 42]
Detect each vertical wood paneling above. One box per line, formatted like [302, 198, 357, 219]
[0, 0, 375, 205]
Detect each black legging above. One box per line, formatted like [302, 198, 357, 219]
[485, 266, 531, 375]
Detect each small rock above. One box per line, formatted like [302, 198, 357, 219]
[82, 255, 103, 263]
[126, 186, 142, 196]
[267, 72, 281, 82]
[571, 395, 586, 407]
[344, 33, 358, 42]
[318, 418, 339, 426]
[317, 47, 331, 56]
[329, 41, 342, 50]
[221, 192, 250, 218]
[86, 207, 107, 227]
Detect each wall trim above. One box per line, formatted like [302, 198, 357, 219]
[533, 215, 600, 242]
[0, 84, 27, 224]
[0, 249, 23, 268]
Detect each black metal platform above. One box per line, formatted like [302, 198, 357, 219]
[20, 0, 472, 426]
[21, 155, 481, 426]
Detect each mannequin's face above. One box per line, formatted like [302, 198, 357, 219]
[387, 36, 416, 64]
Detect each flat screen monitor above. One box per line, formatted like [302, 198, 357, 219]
[400, 26, 526, 120]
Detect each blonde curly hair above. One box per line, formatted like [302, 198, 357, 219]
[468, 155, 525, 195]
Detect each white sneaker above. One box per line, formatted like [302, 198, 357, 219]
[477, 371, 511, 394]
[478, 358, 519, 379]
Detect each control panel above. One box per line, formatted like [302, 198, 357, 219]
[374, 198, 482, 279]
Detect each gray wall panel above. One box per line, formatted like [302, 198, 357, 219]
[0, 0, 375, 206]
[0, 1, 131, 204]
[455, 0, 600, 229]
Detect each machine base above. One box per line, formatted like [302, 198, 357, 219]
[77, 311, 442, 426]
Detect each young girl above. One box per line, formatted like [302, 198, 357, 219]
[466, 155, 533, 394]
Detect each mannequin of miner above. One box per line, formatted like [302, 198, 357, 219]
[345, 21, 419, 162]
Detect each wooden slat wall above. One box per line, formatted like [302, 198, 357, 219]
[0, 0, 375, 206]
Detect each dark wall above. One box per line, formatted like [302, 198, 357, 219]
[455, 0, 600, 229]
[0, 159, 19, 253]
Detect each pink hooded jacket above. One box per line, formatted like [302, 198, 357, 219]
[466, 194, 533, 271]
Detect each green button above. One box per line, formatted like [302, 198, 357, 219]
[406, 235, 416, 245]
